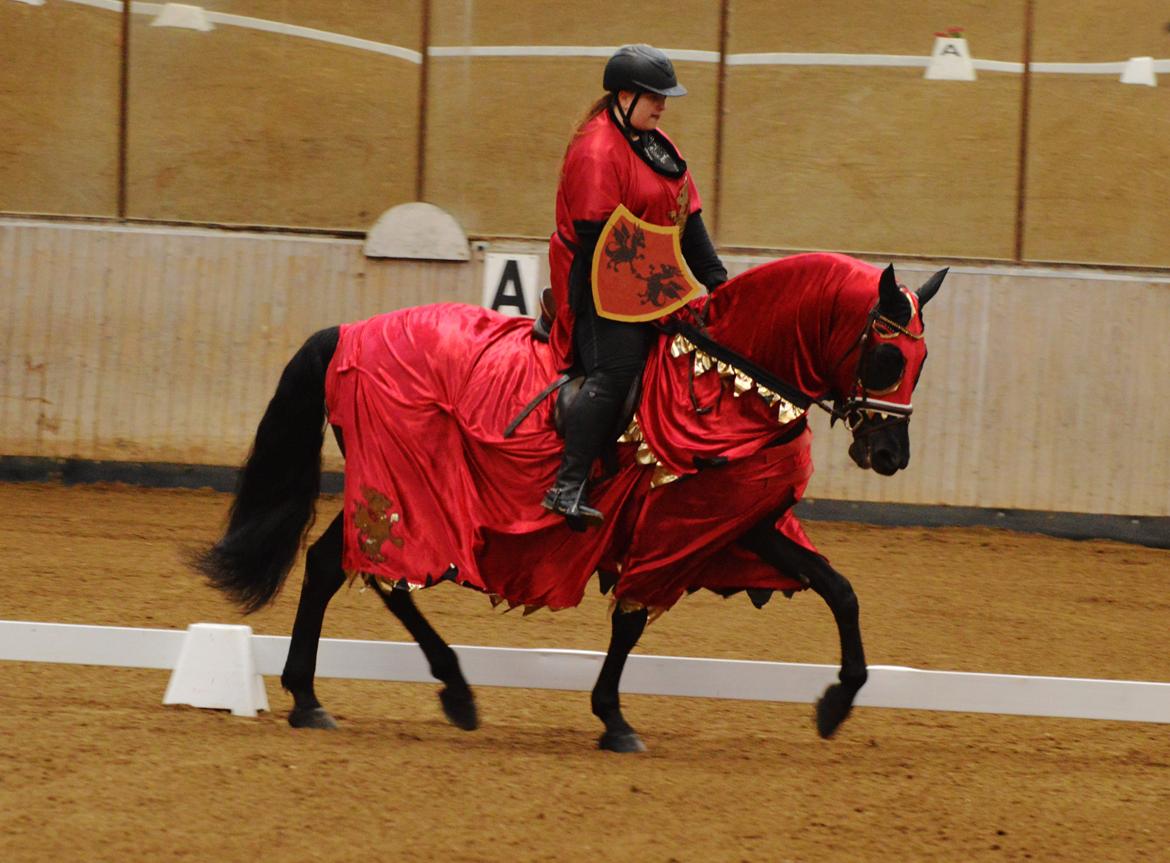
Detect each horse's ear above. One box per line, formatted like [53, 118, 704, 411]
[916, 267, 948, 307]
[878, 264, 909, 321]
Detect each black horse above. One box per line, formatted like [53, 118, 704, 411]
[193, 253, 945, 752]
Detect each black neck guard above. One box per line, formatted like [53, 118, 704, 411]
[608, 107, 687, 179]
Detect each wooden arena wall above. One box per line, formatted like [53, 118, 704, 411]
[1, 1, 1169, 267]
[2, 220, 1167, 519]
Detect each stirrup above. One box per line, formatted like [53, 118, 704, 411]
[542, 484, 604, 531]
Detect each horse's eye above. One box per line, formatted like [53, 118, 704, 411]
[863, 344, 905, 393]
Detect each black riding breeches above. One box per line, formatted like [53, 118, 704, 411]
[573, 302, 655, 390]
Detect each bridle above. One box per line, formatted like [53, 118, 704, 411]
[667, 297, 922, 436]
[830, 302, 923, 435]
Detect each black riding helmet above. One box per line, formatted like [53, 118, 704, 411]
[603, 44, 686, 142]
[603, 44, 687, 97]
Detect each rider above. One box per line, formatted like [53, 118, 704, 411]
[543, 44, 728, 527]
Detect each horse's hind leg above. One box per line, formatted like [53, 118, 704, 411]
[592, 605, 649, 753]
[739, 523, 868, 739]
[281, 511, 346, 729]
[369, 581, 478, 731]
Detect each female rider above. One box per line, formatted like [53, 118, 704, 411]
[543, 43, 727, 527]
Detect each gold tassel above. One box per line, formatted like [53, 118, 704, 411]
[617, 416, 643, 444]
[733, 370, 753, 397]
[650, 465, 680, 488]
[670, 334, 695, 358]
[635, 441, 658, 466]
[692, 351, 713, 377]
[778, 401, 806, 425]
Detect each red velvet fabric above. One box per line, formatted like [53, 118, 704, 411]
[324, 253, 912, 612]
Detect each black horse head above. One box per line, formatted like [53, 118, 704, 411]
[845, 264, 946, 475]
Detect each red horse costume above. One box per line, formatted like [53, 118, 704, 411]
[325, 253, 926, 615]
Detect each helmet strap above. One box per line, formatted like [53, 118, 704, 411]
[615, 91, 642, 140]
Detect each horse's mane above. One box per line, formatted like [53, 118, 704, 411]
[703, 253, 880, 399]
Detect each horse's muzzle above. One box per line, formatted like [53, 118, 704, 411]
[849, 417, 910, 475]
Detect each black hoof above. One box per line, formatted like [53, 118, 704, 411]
[288, 706, 338, 730]
[439, 687, 479, 731]
[598, 731, 647, 753]
[815, 683, 855, 739]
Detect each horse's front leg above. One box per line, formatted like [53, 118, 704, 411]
[282, 511, 345, 729]
[739, 522, 868, 739]
[369, 580, 478, 731]
[592, 604, 649, 752]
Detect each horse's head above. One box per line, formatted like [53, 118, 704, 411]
[838, 264, 946, 476]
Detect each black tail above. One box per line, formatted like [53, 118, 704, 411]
[191, 327, 340, 613]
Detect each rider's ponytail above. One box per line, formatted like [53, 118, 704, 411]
[572, 94, 613, 140]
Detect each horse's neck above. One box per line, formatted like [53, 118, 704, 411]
[705, 254, 875, 400]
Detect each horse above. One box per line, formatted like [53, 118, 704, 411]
[192, 252, 946, 752]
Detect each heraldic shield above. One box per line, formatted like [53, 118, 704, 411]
[590, 204, 707, 322]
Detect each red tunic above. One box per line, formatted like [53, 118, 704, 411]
[548, 110, 703, 368]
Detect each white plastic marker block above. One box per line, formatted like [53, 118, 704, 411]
[1120, 56, 1157, 87]
[925, 37, 976, 81]
[12, 0, 47, 7]
[152, 3, 215, 32]
[163, 623, 268, 717]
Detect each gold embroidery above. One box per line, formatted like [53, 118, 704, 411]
[354, 487, 404, 562]
[668, 184, 690, 229]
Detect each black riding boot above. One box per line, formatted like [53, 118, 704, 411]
[543, 374, 625, 530]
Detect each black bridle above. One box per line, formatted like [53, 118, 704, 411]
[828, 305, 919, 435]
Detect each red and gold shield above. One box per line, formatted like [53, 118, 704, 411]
[590, 204, 706, 322]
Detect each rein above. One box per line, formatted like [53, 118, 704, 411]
[666, 304, 917, 432]
[829, 305, 921, 432]
[504, 300, 918, 439]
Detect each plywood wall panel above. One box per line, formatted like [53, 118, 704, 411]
[428, 0, 720, 49]
[1032, 0, 1169, 61]
[728, 1, 1026, 57]
[1023, 79, 1170, 267]
[720, 66, 1022, 258]
[425, 59, 719, 237]
[0, 3, 120, 216]
[126, 9, 422, 229]
[425, 0, 722, 237]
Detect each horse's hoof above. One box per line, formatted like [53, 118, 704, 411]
[815, 684, 855, 739]
[439, 687, 479, 731]
[598, 731, 647, 753]
[288, 707, 338, 730]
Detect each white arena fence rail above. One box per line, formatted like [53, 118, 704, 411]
[2, 620, 1168, 723]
